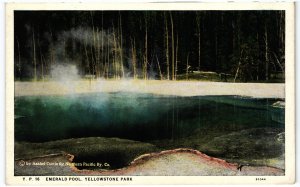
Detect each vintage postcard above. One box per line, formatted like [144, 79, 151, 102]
[6, 2, 295, 185]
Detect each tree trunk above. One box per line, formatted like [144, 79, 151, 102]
[215, 27, 218, 71]
[112, 24, 118, 79]
[170, 12, 175, 80]
[38, 34, 44, 81]
[196, 13, 201, 71]
[156, 55, 163, 80]
[144, 15, 148, 80]
[119, 12, 125, 78]
[234, 49, 243, 82]
[107, 34, 110, 79]
[84, 35, 91, 76]
[16, 38, 21, 79]
[164, 12, 170, 80]
[256, 32, 259, 81]
[102, 12, 104, 78]
[63, 38, 66, 62]
[131, 38, 137, 79]
[96, 28, 101, 77]
[186, 52, 190, 80]
[90, 42, 96, 79]
[280, 11, 284, 51]
[90, 12, 98, 78]
[49, 30, 55, 70]
[265, 24, 269, 81]
[175, 34, 178, 80]
[41, 55, 45, 82]
[236, 13, 241, 61]
[272, 52, 284, 72]
[32, 28, 37, 81]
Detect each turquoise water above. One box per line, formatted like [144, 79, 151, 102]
[14, 93, 284, 143]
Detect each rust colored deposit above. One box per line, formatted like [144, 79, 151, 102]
[14, 148, 284, 176]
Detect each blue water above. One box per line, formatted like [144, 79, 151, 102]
[14, 93, 284, 143]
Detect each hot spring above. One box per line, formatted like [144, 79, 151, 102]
[14, 93, 285, 170]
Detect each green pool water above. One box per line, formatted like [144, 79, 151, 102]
[15, 93, 284, 142]
[14, 93, 285, 170]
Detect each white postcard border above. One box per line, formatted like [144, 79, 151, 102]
[5, 2, 295, 185]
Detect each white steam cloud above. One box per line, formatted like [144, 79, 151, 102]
[50, 63, 80, 82]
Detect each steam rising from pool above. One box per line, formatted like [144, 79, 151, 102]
[51, 64, 80, 82]
[50, 63, 81, 93]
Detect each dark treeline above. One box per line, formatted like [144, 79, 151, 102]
[14, 11, 285, 82]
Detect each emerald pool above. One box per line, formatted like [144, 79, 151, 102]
[14, 93, 285, 170]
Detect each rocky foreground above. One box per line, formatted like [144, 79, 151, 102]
[15, 127, 285, 176]
[15, 148, 284, 176]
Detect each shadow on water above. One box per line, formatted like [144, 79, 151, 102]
[14, 93, 285, 170]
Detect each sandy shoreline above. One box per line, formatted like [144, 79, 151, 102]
[14, 80, 285, 98]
